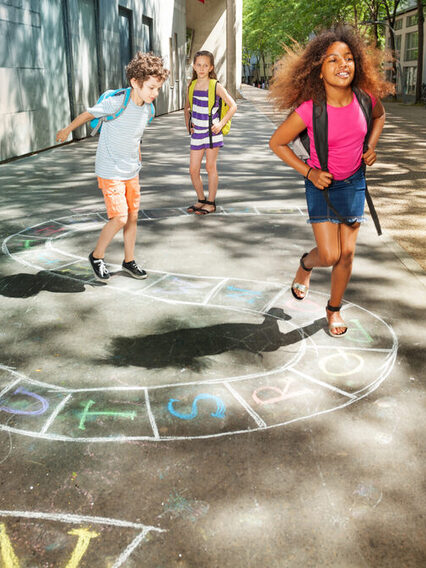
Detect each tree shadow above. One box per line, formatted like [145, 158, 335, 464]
[104, 307, 325, 370]
[0, 271, 102, 298]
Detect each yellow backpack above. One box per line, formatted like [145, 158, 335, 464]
[188, 79, 232, 144]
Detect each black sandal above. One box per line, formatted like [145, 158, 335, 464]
[326, 302, 348, 337]
[195, 200, 216, 215]
[291, 252, 312, 301]
[187, 198, 206, 213]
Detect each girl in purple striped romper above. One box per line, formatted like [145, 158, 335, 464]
[184, 51, 237, 215]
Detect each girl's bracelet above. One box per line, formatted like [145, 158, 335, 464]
[305, 166, 313, 180]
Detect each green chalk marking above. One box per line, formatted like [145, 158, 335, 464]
[78, 399, 137, 431]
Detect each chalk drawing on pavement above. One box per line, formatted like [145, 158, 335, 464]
[0, 208, 398, 441]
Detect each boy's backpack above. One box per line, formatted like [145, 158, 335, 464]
[292, 87, 381, 235]
[188, 79, 232, 147]
[89, 87, 155, 136]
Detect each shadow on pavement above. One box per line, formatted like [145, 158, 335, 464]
[104, 307, 325, 369]
[0, 271, 102, 298]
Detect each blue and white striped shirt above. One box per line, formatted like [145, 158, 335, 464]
[87, 93, 153, 180]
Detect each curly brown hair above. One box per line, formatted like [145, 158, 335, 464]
[269, 24, 394, 111]
[191, 50, 217, 81]
[126, 52, 169, 85]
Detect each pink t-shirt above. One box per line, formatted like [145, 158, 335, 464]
[295, 93, 376, 180]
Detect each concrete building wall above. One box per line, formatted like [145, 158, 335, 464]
[0, 0, 187, 162]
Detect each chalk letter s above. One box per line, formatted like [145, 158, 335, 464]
[168, 394, 226, 420]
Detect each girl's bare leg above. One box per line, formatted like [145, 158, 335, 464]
[291, 222, 340, 299]
[123, 211, 139, 262]
[328, 223, 360, 333]
[93, 215, 127, 259]
[203, 147, 220, 212]
[189, 149, 206, 203]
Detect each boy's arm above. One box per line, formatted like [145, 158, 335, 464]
[56, 111, 95, 143]
[363, 99, 386, 166]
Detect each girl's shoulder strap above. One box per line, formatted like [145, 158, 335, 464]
[207, 79, 218, 113]
[188, 80, 197, 107]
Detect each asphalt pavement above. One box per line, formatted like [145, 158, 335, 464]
[0, 86, 424, 566]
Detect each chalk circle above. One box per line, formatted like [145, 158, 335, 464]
[0, 208, 398, 441]
[319, 352, 364, 377]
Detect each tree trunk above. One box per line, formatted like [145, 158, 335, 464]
[415, 0, 424, 103]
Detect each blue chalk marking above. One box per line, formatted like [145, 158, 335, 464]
[168, 394, 226, 420]
[0, 387, 49, 416]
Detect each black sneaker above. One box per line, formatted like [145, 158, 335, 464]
[88, 251, 110, 281]
[122, 260, 147, 279]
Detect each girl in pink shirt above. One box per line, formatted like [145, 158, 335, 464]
[269, 25, 393, 337]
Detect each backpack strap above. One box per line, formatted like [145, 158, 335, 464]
[312, 99, 357, 228]
[352, 87, 381, 235]
[187, 80, 197, 134]
[207, 79, 218, 149]
[148, 102, 155, 123]
[90, 88, 131, 136]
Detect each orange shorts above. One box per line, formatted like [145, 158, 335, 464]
[98, 176, 141, 219]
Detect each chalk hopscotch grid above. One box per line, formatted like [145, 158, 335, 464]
[0, 209, 398, 442]
[0, 509, 165, 567]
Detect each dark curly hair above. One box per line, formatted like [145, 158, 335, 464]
[191, 50, 217, 81]
[126, 52, 169, 85]
[269, 24, 394, 111]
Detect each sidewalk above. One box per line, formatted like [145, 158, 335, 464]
[0, 93, 425, 566]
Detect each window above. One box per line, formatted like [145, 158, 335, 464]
[119, 7, 133, 87]
[169, 37, 174, 87]
[403, 66, 417, 95]
[395, 34, 401, 54]
[186, 28, 194, 60]
[404, 31, 418, 61]
[142, 15, 153, 53]
[406, 14, 418, 27]
[394, 18, 403, 31]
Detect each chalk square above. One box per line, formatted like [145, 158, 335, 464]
[139, 274, 219, 302]
[222, 206, 257, 215]
[53, 261, 100, 282]
[0, 382, 68, 433]
[107, 271, 164, 291]
[59, 213, 105, 232]
[209, 279, 284, 312]
[293, 349, 392, 394]
[228, 374, 347, 426]
[143, 208, 184, 219]
[259, 207, 301, 215]
[148, 383, 261, 439]
[11, 249, 76, 270]
[20, 221, 69, 239]
[2, 236, 47, 254]
[0, 519, 155, 566]
[50, 391, 155, 440]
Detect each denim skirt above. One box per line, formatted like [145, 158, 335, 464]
[305, 166, 366, 224]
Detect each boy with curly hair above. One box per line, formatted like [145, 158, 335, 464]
[56, 52, 169, 281]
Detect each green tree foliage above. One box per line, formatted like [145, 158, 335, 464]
[243, 0, 406, 57]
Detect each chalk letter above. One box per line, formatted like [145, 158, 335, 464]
[0, 523, 21, 568]
[65, 528, 99, 568]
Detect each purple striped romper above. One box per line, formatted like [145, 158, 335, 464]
[190, 89, 224, 150]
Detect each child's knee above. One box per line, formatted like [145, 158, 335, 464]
[318, 250, 340, 267]
[205, 162, 217, 175]
[189, 165, 200, 177]
[110, 214, 128, 228]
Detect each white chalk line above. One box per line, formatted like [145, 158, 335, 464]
[224, 382, 267, 428]
[0, 509, 165, 532]
[39, 394, 72, 434]
[144, 388, 160, 439]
